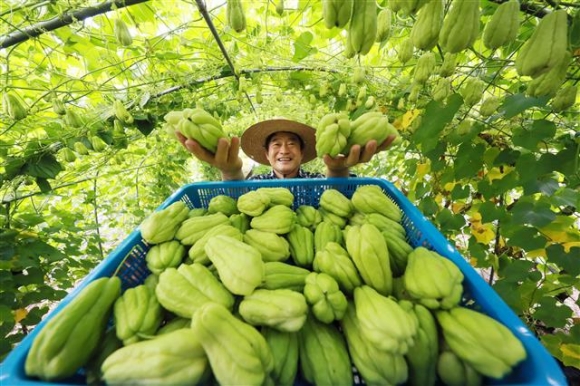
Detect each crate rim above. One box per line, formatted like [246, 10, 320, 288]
[0, 177, 568, 386]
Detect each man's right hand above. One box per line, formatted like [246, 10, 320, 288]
[176, 132, 244, 180]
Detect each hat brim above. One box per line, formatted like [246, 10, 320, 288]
[241, 119, 317, 166]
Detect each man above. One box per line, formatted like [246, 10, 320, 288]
[176, 118, 394, 181]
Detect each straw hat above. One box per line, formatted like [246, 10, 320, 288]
[240, 118, 317, 165]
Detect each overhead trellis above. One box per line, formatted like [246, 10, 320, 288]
[0, 0, 560, 49]
[0, 0, 578, 207]
[1, 0, 579, 184]
[1, 0, 357, 122]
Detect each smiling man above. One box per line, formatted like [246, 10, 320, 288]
[176, 118, 394, 181]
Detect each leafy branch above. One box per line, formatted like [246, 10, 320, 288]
[0, 161, 162, 205]
[150, 66, 340, 101]
[0, 0, 150, 49]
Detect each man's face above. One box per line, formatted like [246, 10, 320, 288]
[265, 132, 304, 177]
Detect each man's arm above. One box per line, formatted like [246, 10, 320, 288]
[323, 136, 396, 177]
[176, 133, 244, 181]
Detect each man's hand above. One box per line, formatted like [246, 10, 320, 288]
[176, 132, 244, 180]
[323, 135, 396, 177]
[376, 135, 396, 153]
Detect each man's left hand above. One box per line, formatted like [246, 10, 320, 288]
[323, 135, 396, 177]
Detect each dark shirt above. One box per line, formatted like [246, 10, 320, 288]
[247, 169, 324, 180]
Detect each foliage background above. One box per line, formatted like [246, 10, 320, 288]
[1, 0, 579, 372]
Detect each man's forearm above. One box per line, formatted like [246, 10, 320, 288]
[325, 167, 350, 178]
[220, 169, 245, 181]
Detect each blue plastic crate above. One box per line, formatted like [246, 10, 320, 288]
[0, 177, 568, 386]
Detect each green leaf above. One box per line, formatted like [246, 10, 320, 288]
[3, 157, 26, 180]
[467, 237, 489, 267]
[569, 8, 580, 51]
[483, 147, 500, 167]
[445, 123, 479, 146]
[450, 184, 470, 200]
[550, 187, 580, 209]
[423, 141, 447, 170]
[497, 258, 535, 282]
[22, 286, 66, 305]
[547, 244, 580, 277]
[131, 3, 158, 23]
[0, 242, 15, 262]
[543, 333, 580, 369]
[533, 297, 572, 329]
[0, 271, 14, 288]
[1, 330, 19, 360]
[516, 152, 553, 191]
[35, 178, 52, 193]
[21, 306, 47, 326]
[512, 119, 557, 150]
[18, 239, 65, 263]
[523, 175, 560, 197]
[43, 122, 66, 138]
[491, 279, 526, 314]
[417, 196, 439, 216]
[477, 171, 519, 199]
[435, 208, 465, 232]
[12, 213, 45, 227]
[13, 267, 44, 286]
[511, 199, 556, 227]
[134, 114, 157, 136]
[499, 93, 549, 119]
[25, 154, 63, 179]
[412, 94, 463, 153]
[504, 226, 548, 250]
[0, 305, 12, 324]
[541, 138, 579, 180]
[52, 25, 73, 44]
[527, 270, 542, 282]
[479, 201, 508, 223]
[541, 333, 564, 362]
[570, 324, 580, 344]
[292, 32, 317, 62]
[440, 168, 455, 185]
[0, 294, 16, 317]
[413, 182, 431, 201]
[493, 148, 520, 167]
[454, 143, 485, 180]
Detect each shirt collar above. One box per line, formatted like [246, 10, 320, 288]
[268, 168, 305, 179]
